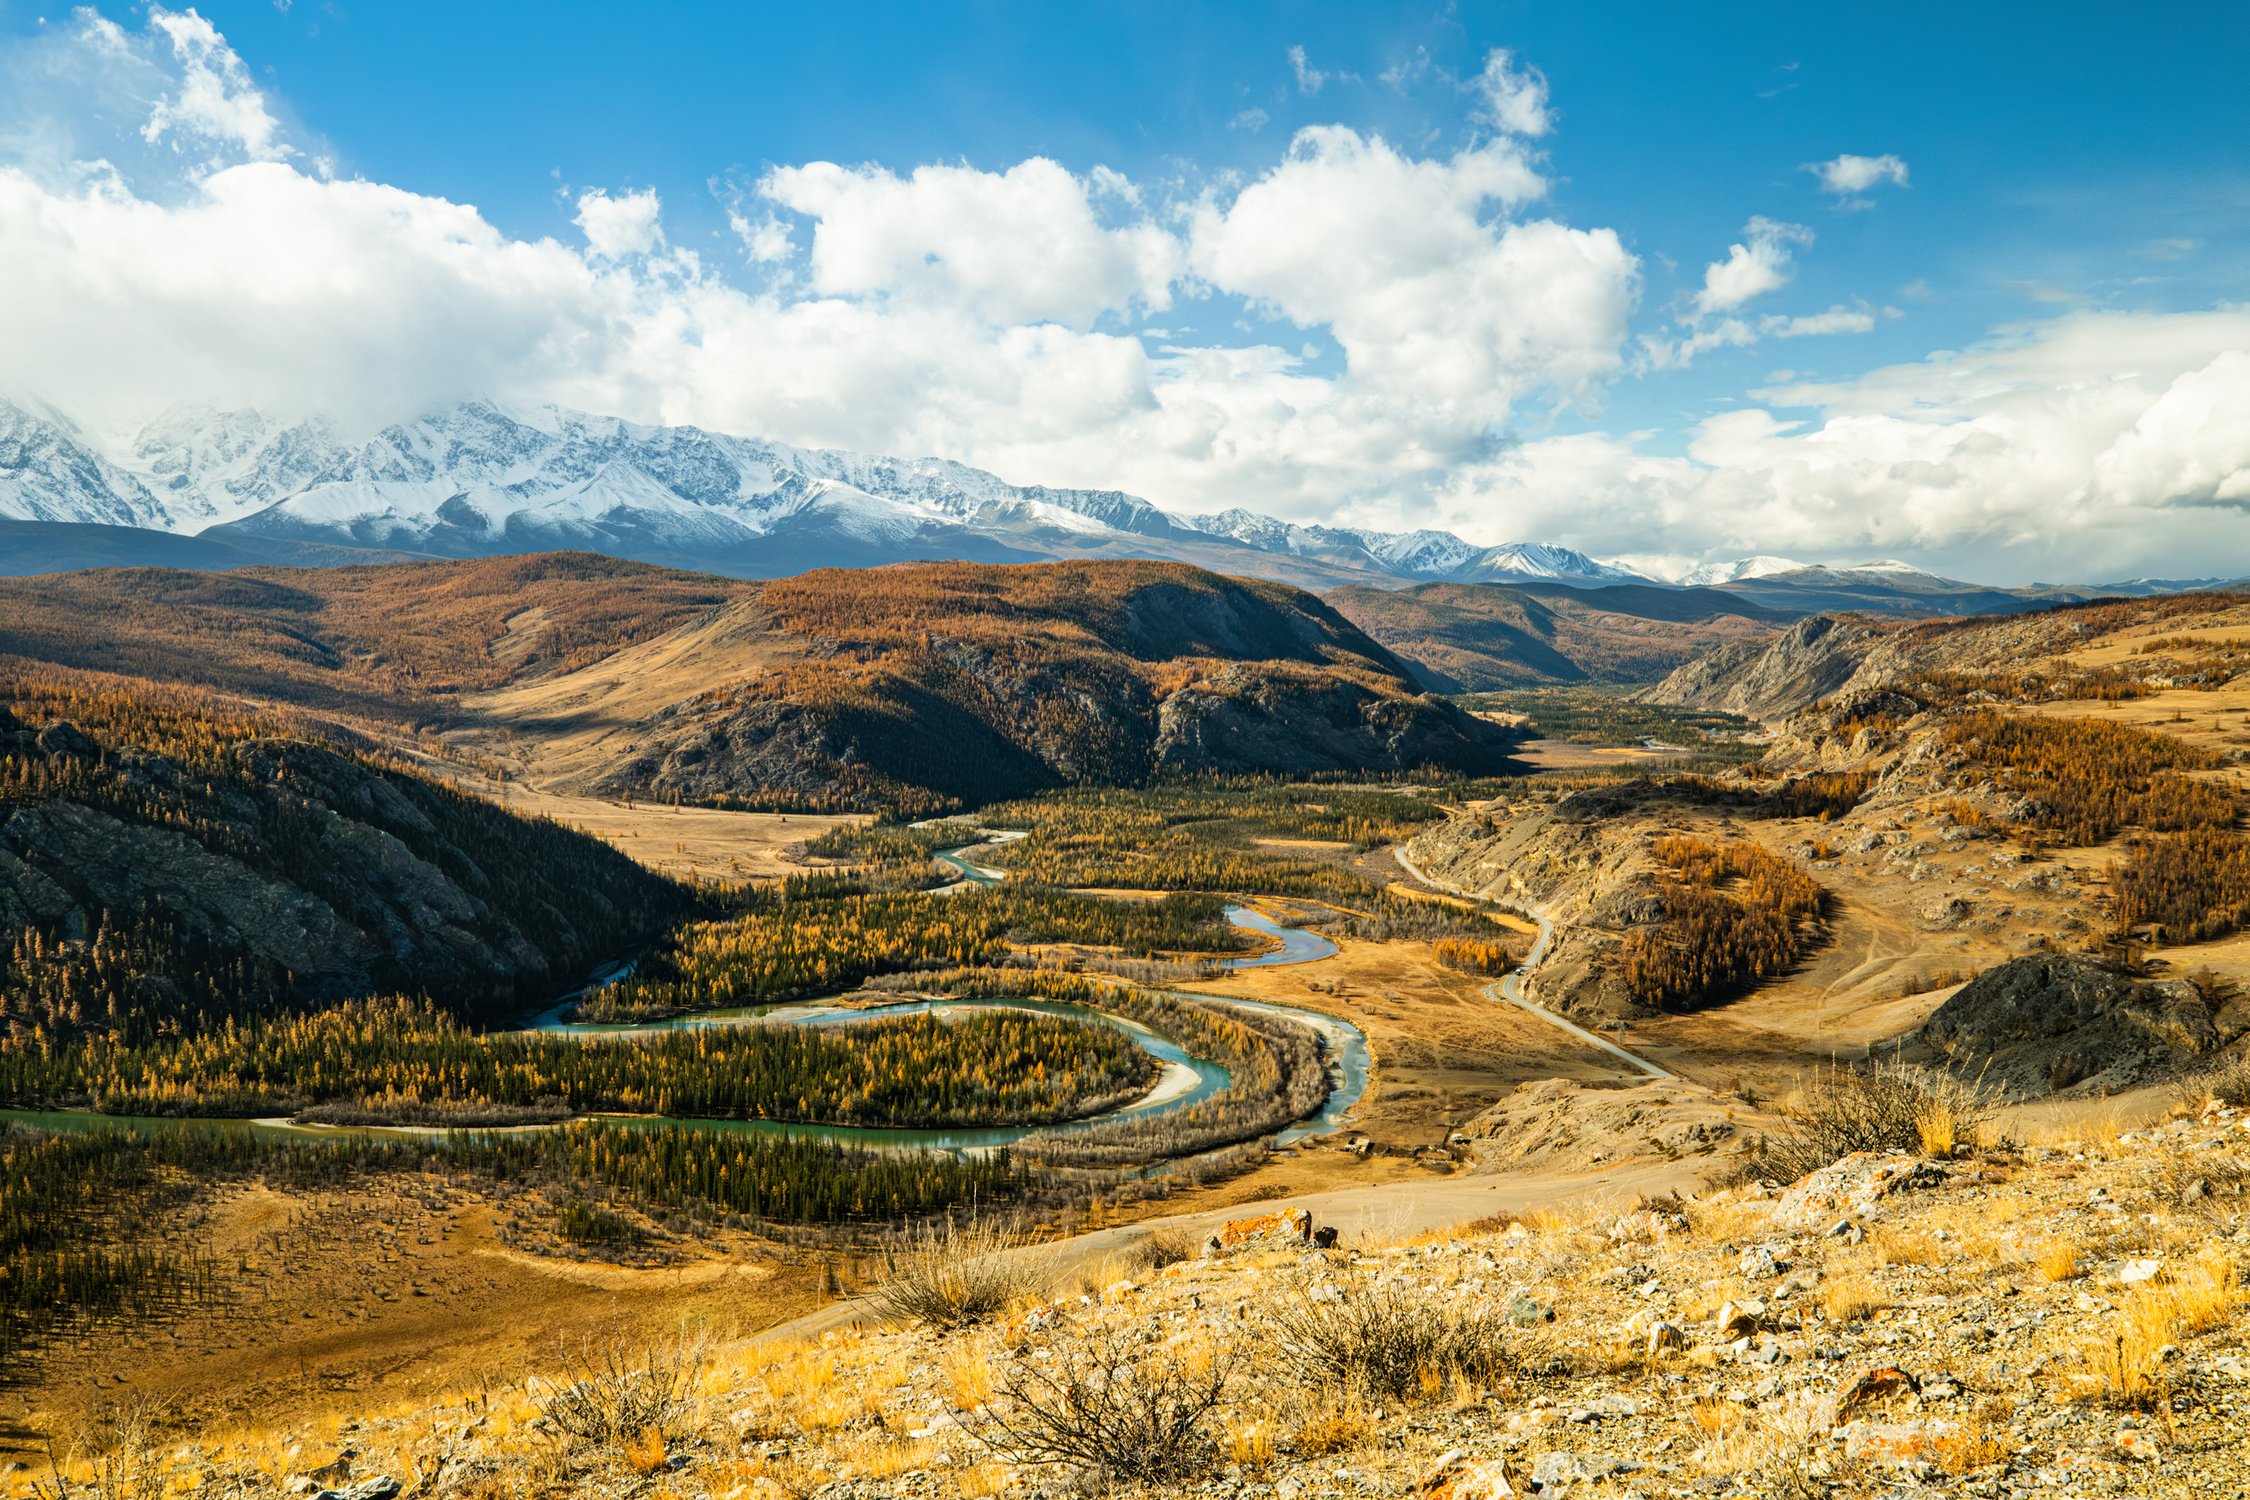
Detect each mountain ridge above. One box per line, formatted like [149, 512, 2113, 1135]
[0, 396, 1638, 592]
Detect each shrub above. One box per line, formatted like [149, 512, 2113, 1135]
[1264, 1276, 1512, 1400]
[540, 1331, 707, 1448]
[874, 1218, 1048, 1328]
[1621, 836, 1827, 1010]
[1748, 1060, 1992, 1183]
[559, 1200, 644, 1250]
[969, 1319, 1234, 1486]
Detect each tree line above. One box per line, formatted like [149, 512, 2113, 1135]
[0, 997, 1154, 1129]
[581, 883, 1249, 1022]
[1621, 834, 1828, 1010]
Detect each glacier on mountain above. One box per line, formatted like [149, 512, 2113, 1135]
[0, 395, 1653, 587]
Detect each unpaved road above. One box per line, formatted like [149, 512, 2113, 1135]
[1391, 845, 1675, 1082]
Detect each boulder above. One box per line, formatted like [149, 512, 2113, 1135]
[1420, 1450, 1517, 1498]
[1923, 953, 2238, 1097]
[1774, 1152, 1946, 1230]
[311, 1480, 399, 1500]
[1209, 1207, 1321, 1253]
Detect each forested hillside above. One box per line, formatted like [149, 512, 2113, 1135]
[1328, 579, 1781, 690]
[596, 561, 1519, 811]
[0, 667, 687, 1038]
[0, 554, 1521, 812]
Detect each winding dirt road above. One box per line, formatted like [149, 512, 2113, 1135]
[1391, 845, 1675, 1083]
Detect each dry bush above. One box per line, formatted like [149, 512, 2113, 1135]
[541, 1330, 707, 1449]
[1288, 1402, 1376, 1456]
[1139, 1226, 1203, 1269]
[1264, 1276, 1512, 1401]
[2189, 1050, 2250, 1109]
[32, 1398, 168, 1500]
[1749, 1059, 1993, 1183]
[1687, 1388, 1829, 1489]
[874, 1218, 1049, 1328]
[2034, 1239, 2082, 1284]
[967, 1320, 1235, 1487]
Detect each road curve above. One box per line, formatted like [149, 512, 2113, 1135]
[1391, 845, 1675, 1083]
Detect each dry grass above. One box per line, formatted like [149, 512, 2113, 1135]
[1821, 1273, 1885, 1323]
[2066, 1254, 2241, 1407]
[1751, 1059, 1993, 1182]
[1224, 1419, 1276, 1471]
[1924, 1412, 2008, 1476]
[874, 1219, 1050, 1329]
[2034, 1238, 2083, 1283]
[1868, 1227, 1942, 1268]
[1287, 1402, 1376, 1456]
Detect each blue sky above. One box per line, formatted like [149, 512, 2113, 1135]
[2, 2, 2247, 580]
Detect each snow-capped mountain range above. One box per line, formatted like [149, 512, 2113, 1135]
[8, 396, 2195, 606]
[0, 396, 1658, 588]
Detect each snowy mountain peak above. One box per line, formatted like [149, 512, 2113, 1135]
[11, 395, 1660, 589]
[1675, 555, 1805, 587]
[0, 398, 171, 529]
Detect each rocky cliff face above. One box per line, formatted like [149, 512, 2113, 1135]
[1918, 954, 2247, 1098]
[0, 698, 685, 1022]
[1639, 613, 1896, 721]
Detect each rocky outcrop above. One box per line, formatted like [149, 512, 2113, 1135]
[1920, 954, 2248, 1097]
[0, 709, 684, 1019]
[1639, 613, 1893, 722]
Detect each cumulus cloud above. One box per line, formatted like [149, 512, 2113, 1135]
[1471, 49, 1551, 137]
[1695, 217, 1813, 316]
[573, 187, 664, 259]
[141, 6, 292, 163]
[1807, 151, 1909, 207]
[756, 156, 1181, 326]
[1185, 127, 1623, 408]
[1429, 311, 2250, 579]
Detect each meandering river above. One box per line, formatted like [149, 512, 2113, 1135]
[4, 840, 1368, 1153]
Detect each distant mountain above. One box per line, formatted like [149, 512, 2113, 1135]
[1705, 562, 2100, 618]
[0, 396, 1649, 591]
[1672, 555, 1804, 587]
[1329, 579, 1787, 691]
[0, 553, 1522, 812]
[0, 519, 414, 577]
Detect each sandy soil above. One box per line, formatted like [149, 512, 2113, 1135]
[470, 779, 862, 882]
[2, 1181, 826, 1464]
[1507, 738, 1679, 772]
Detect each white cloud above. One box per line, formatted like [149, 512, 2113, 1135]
[5, 11, 2244, 583]
[727, 209, 793, 264]
[1427, 311, 2250, 580]
[1470, 49, 1551, 137]
[573, 186, 664, 259]
[1807, 152, 1909, 202]
[1230, 107, 1270, 132]
[1287, 45, 1355, 94]
[1763, 304, 1876, 338]
[141, 7, 292, 164]
[1695, 217, 1813, 316]
[1185, 126, 1626, 414]
[757, 156, 1181, 327]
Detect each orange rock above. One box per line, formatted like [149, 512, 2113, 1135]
[1215, 1207, 1314, 1248]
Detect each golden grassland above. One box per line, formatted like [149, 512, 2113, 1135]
[22, 1094, 2250, 1500]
